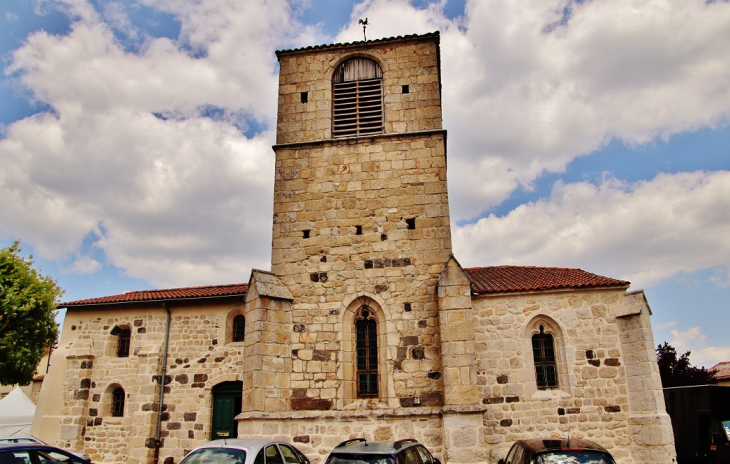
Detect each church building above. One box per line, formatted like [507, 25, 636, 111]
[32, 32, 676, 464]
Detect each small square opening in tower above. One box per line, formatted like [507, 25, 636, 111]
[406, 218, 416, 230]
[301, 92, 308, 103]
[303, 230, 310, 239]
[355, 225, 363, 235]
[402, 85, 409, 94]
[404, 303, 412, 312]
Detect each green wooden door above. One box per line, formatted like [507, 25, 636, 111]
[211, 382, 242, 439]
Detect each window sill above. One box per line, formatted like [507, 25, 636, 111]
[531, 389, 571, 401]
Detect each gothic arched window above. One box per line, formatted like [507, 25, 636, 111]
[532, 325, 558, 389]
[332, 57, 383, 138]
[112, 387, 125, 417]
[355, 308, 379, 397]
[232, 315, 245, 342]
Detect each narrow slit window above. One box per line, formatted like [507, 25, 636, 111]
[333, 57, 383, 138]
[355, 309, 378, 397]
[303, 230, 310, 239]
[301, 92, 308, 103]
[112, 387, 125, 417]
[232, 315, 245, 342]
[406, 218, 416, 230]
[402, 85, 409, 94]
[356, 225, 362, 235]
[532, 326, 558, 389]
[117, 328, 131, 358]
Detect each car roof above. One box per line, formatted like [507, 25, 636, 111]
[330, 439, 421, 454]
[516, 438, 609, 454]
[190, 439, 295, 455]
[0, 443, 76, 454]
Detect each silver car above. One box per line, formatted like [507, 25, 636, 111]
[0, 437, 90, 461]
[180, 439, 310, 464]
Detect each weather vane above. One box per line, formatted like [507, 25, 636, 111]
[358, 18, 368, 41]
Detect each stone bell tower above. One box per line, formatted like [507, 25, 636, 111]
[262, 32, 452, 411]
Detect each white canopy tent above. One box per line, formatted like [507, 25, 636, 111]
[0, 387, 36, 437]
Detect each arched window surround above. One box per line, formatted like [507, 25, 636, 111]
[523, 315, 571, 398]
[338, 294, 396, 409]
[224, 307, 247, 345]
[103, 383, 126, 420]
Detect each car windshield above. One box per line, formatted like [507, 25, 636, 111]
[180, 448, 247, 464]
[36, 450, 85, 464]
[327, 454, 395, 464]
[534, 451, 615, 464]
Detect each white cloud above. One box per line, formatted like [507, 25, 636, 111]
[442, 0, 730, 220]
[0, 0, 316, 287]
[3, 0, 730, 300]
[332, 0, 730, 222]
[453, 171, 730, 289]
[68, 254, 101, 274]
[655, 321, 678, 330]
[334, 0, 454, 42]
[668, 326, 730, 368]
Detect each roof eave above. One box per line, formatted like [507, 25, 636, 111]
[472, 284, 631, 297]
[59, 292, 247, 309]
[275, 31, 440, 58]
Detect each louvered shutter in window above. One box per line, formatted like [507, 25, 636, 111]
[333, 58, 383, 138]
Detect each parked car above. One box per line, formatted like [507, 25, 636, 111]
[179, 438, 310, 464]
[498, 438, 616, 464]
[0, 442, 91, 464]
[324, 438, 441, 464]
[0, 438, 90, 461]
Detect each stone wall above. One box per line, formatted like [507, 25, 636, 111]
[469, 287, 676, 463]
[275, 34, 442, 144]
[34, 300, 248, 464]
[271, 132, 450, 411]
[272, 33, 451, 412]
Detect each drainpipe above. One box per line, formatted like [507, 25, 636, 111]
[154, 303, 172, 464]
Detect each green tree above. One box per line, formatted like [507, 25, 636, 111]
[0, 241, 61, 385]
[656, 342, 717, 388]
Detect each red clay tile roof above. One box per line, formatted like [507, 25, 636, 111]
[711, 361, 730, 380]
[59, 283, 248, 308]
[465, 266, 629, 295]
[59, 266, 625, 306]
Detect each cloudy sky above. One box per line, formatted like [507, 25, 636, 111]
[2, 0, 729, 368]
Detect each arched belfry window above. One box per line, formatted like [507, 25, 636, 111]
[532, 325, 558, 389]
[355, 307, 379, 397]
[333, 57, 383, 138]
